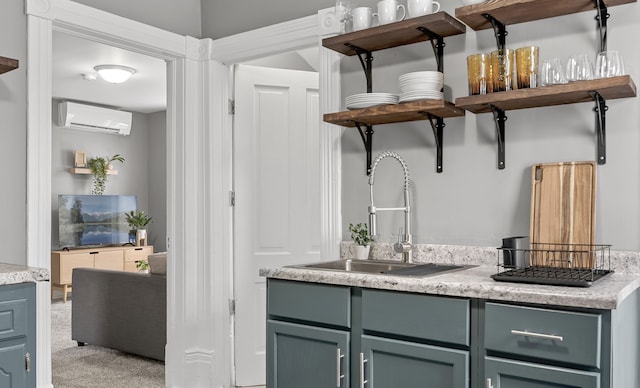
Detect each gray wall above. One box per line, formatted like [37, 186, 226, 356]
[73, 0, 202, 37]
[341, 3, 640, 251]
[51, 102, 154, 250]
[201, 0, 335, 39]
[0, 0, 27, 265]
[148, 111, 167, 252]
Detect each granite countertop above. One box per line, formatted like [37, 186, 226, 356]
[260, 264, 640, 310]
[0, 263, 50, 286]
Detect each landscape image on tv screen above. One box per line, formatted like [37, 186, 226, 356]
[58, 194, 137, 248]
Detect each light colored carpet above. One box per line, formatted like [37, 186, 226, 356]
[51, 300, 165, 388]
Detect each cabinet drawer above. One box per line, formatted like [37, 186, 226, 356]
[267, 279, 350, 328]
[362, 289, 469, 346]
[485, 302, 601, 368]
[124, 246, 153, 262]
[92, 250, 124, 270]
[0, 299, 28, 341]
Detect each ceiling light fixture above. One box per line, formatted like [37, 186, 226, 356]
[94, 65, 136, 84]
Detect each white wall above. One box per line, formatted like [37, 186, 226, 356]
[51, 102, 153, 250]
[341, 3, 640, 251]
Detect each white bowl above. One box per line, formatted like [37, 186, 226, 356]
[399, 82, 443, 93]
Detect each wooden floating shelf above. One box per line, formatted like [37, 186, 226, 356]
[0, 56, 19, 74]
[324, 99, 464, 127]
[69, 168, 118, 175]
[455, 75, 637, 114]
[322, 12, 466, 56]
[455, 0, 637, 31]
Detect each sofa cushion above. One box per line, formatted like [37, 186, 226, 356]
[148, 252, 167, 275]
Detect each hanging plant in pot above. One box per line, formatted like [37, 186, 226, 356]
[349, 223, 372, 260]
[87, 154, 125, 195]
[125, 210, 153, 246]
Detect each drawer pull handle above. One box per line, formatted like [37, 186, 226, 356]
[360, 352, 368, 388]
[511, 329, 564, 342]
[336, 348, 344, 387]
[486, 378, 494, 388]
[25, 352, 31, 373]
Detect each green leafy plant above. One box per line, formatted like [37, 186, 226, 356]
[125, 210, 153, 229]
[349, 223, 372, 246]
[87, 154, 125, 195]
[135, 259, 149, 271]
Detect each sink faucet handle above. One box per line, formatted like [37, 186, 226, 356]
[394, 227, 411, 254]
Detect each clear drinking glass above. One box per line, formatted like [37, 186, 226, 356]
[335, 0, 353, 34]
[540, 58, 567, 86]
[566, 54, 593, 82]
[595, 50, 625, 78]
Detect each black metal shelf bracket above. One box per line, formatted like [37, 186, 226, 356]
[418, 111, 445, 173]
[345, 44, 374, 93]
[483, 14, 507, 51]
[417, 27, 445, 73]
[594, 0, 609, 53]
[590, 91, 608, 165]
[354, 122, 375, 175]
[490, 105, 507, 170]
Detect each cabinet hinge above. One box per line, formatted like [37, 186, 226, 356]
[229, 191, 235, 207]
[229, 299, 236, 315]
[228, 99, 235, 115]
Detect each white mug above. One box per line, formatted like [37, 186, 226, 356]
[407, 0, 440, 18]
[352, 7, 374, 31]
[375, 0, 406, 25]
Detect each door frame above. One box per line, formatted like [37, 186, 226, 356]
[210, 7, 344, 386]
[25, 0, 343, 386]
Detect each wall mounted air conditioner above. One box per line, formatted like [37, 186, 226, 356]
[58, 101, 132, 136]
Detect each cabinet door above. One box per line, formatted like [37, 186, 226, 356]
[59, 253, 93, 284]
[361, 335, 468, 388]
[484, 356, 600, 388]
[0, 343, 27, 388]
[267, 320, 349, 388]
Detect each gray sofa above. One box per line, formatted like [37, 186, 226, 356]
[71, 265, 166, 361]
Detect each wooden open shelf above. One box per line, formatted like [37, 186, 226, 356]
[455, 0, 637, 31]
[0, 56, 18, 74]
[455, 75, 637, 114]
[324, 99, 464, 127]
[322, 12, 466, 56]
[69, 168, 118, 175]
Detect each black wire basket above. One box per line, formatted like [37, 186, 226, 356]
[492, 243, 613, 287]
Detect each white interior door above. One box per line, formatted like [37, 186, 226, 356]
[233, 64, 321, 386]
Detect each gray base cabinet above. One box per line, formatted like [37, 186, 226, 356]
[266, 278, 640, 388]
[0, 283, 36, 388]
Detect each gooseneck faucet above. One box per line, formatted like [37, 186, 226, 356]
[368, 151, 413, 263]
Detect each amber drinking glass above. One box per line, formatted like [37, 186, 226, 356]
[515, 46, 539, 89]
[490, 49, 515, 92]
[467, 53, 490, 95]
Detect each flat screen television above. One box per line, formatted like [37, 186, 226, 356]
[58, 194, 137, 249]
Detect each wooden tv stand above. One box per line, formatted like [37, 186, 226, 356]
[51, 245, 154, 302]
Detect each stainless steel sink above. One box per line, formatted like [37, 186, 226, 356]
[289, 259, 474, 277]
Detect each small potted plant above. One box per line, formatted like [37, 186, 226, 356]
[125, 210, 153, 246]
[87, 154, 125, 195]
[135, 259, 150, 273]
[349, 223, 372, 260]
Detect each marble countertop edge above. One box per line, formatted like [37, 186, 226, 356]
[260, 265, 640, 310]
[0, 263, 50, 285]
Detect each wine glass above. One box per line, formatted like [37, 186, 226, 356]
[335, 0, 352, 34]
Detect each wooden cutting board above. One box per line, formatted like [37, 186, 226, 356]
[529, 161, 597, 267]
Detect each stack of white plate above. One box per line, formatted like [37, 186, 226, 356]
[398, 71, 444, 102]
[345, 93, 399, 110]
